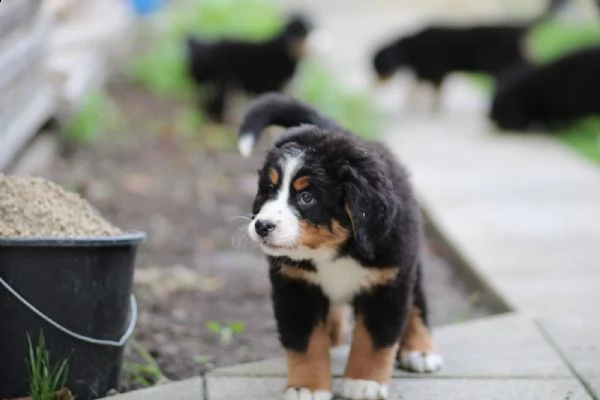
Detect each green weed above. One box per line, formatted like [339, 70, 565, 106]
[62, 90, 119, 145]
[123, 339, 169, 388]
[193, 354, 215, 366]
[27, 332, 72, 400]
[206, 321, 246, 345]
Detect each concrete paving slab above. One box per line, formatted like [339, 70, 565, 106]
[539, 318, 600, 398]
[100, 378, 203, 400]
[383, 116, 600, 319]
[210, 314, 570, 379]
[424, 313, 571, 378]
[206, 376, 592, 400]
[386, 378, 592, 400]
[589, 379, 600, 399]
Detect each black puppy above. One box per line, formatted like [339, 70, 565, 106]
[186, 15, 311, 122]
[372, 0, 566, 96]
[239, 93, 441, 400]
[490, 45, 600, 131]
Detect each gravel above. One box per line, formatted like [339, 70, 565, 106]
[0, 173, 123, 238]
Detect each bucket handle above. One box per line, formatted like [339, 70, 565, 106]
[0, 275, 137, 347]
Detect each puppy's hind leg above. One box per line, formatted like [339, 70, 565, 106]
[396, 266, 443, 373]
[203, 78, 228, 123]
[428, 78, 444, 114]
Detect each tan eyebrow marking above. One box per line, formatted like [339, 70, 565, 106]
[293, 176, 310, 191]
[269, 168, 279, 186]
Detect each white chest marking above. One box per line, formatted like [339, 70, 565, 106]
[309, 257, 383, 304]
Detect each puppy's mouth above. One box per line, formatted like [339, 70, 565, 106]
[376, 74, 392, 84]
[260, 241, 297, 251]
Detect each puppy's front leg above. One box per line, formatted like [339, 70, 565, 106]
[271, 272, 333, 400]
[343, 284, 411, 400]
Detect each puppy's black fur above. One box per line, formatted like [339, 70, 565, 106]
[241, 93, 430, 360]
[186, 15, 311, 122]
[372, 0, 566, 88]
[490, 45, 600, 131]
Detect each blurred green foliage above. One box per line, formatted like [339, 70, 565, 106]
[128, 0, 282, 97]
[561, 117, 600, 165]
[128, 0, 380, 139]
[62, 90, 118, 145]
[295, 61, 381, 139]
[528, 20, 600, 63]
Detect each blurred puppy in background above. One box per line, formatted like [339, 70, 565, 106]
[186, 14, 312, 122]
[490, 45, 600, 131]
[372, 0, 567, 110]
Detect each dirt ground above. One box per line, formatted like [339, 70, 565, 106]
[43, 74, 494, 389]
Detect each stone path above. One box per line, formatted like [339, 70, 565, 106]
[105, 0, 600, 398]
[107, 313, 599, 399]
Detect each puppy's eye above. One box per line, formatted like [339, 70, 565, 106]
[298, 191, 315, 205]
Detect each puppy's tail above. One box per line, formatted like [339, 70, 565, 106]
[237, 93, 340, 158]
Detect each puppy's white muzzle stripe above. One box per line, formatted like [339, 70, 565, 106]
[249, 154, 303, 251]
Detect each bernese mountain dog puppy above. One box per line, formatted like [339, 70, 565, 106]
[490, 45, 600, 131]
[186, 15, 311, 122]
[238, 93, 442, 400]
[372, 0, 566, 103]
[373, 25, 528, 86]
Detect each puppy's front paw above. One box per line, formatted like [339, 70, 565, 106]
[397, 350, 443, 373]
[283, 387, 332, 400]
[342, 379, 388, 400]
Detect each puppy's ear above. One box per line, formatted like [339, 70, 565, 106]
[342, 159, 399, 261]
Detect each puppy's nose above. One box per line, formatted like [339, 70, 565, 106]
[255, 219, 276, 238]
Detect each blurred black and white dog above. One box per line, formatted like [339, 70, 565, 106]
[372, 0, 567, 103]
[490, 45, 600, 131]
[186, 15, 311, 122]
[238, 94, 441, 400]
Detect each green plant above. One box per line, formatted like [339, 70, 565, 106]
[62, 90, 118, 145]
[528, 20, 600, 63]
[27, 332, 72, 400]
[206, 321, 246, 345]
[561, 117, 600, 165]
[295, 61, 381, 139]
[123, 339, 169, 387]
[128, 0, 282, 96]
[193, 354, 215, 366]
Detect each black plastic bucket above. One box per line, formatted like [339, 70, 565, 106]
[0, 232, 145, 400]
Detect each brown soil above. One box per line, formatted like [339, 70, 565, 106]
[41, 74, 493, 390]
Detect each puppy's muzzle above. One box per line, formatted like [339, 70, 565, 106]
[255, 219, 276, 238]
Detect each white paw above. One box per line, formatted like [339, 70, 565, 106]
[283, 387, 332, 400]
[397, 350, 443, 373]
[342, 379, 388, 400]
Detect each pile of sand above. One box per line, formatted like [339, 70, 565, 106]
[0, 174, 122, 238]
